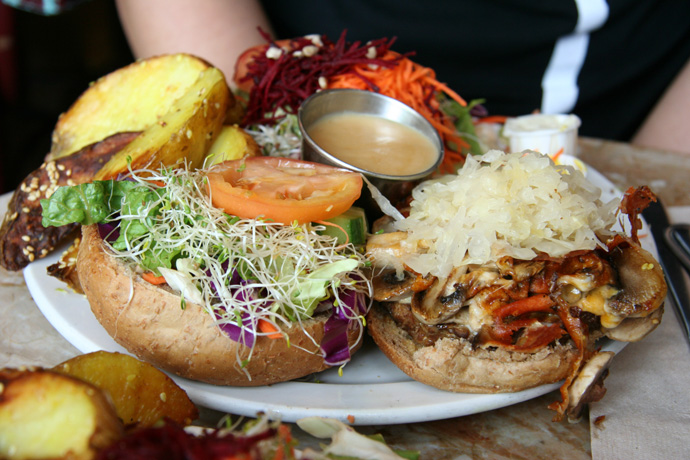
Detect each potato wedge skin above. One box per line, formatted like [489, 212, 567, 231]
[53, 351, 198, 429]
[49, 54, 213, 161]
[0, 369, 123, 460]
[95, 66, 231, 180]
[204, 124, 261, 166]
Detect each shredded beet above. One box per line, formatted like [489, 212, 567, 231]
[240, 30, 403, 126]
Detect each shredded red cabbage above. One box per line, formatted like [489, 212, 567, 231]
[98, 222, 119, 242]
[215, 281, 365, 367]
[213, 268, 273, 348]
[218, 312, 256, 349]
[322, 309, 351, 366]
[240, 30, 402, 126]
[340, 286, 368, 315]
[320, 290, 366, 366]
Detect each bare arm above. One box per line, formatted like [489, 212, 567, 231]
[115, 0, 273, 84]
[632, 58, 690, 155]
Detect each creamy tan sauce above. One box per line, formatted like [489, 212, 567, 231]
[308, 112, 438, 176]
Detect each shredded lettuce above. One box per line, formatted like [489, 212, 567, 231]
[245, 112, 302, 158]
[293, 259, 359, 315]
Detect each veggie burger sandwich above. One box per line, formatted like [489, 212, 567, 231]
[41, 157, 372, 386]
[365, 150, 667, 421]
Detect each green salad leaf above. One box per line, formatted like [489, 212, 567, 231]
[41, 180, 144, 227]
[292, 258, 360, 318]
[41, 179, 175, 273]
[442, 97, 486, 156]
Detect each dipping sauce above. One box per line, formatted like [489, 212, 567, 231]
[307, 112, 439, 176]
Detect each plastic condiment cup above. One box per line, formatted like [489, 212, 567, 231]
[503, 113, 581, 157]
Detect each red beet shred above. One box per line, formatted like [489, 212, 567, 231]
[240, 30, 403, 126]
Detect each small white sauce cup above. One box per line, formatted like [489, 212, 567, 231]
[503, 113, 581, 157]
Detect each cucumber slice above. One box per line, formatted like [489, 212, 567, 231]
[319, 207, 368, 246]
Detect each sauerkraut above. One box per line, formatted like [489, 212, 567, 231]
[392, 150, 619, 279]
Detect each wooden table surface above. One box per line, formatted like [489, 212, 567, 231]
[577, 137, 690, 206]
[1, 138, 688, 459]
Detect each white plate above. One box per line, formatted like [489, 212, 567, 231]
[24, 156, 648, 425]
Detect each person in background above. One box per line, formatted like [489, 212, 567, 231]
[0, 0, 88, 15]
[5, 0, 690, 156]
[114, 0, 690, 157]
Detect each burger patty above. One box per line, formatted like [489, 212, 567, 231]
[386, 301, 472, 347]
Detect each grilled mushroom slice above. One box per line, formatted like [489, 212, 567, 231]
[566, 351, 614, 423]
[410, 269, 468, 325]
[608, 243, 667, 316]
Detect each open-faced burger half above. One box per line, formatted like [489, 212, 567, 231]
[365, 150, 667, 421]
[41, 157, 372, 386]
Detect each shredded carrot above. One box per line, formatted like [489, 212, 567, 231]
[278, 423, 292, 441]
[550, 147, 564, 162]
[258, 319, 282, 339]
[313, 219, 349, 247]
[476, 115, 509, 124]
[272, 447, 284, 460]
[328, 52, 469, 173]
[271, 424, 294, 460]
[141, 271, 167, 285]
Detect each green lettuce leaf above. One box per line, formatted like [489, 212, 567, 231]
[41, 180, 143, 227]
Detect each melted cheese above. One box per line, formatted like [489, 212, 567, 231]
[465, 269, 502, 332]
[577, 284, 622, 328]
[468, 296, 491, 332]
[558, 274, 596, 293]
[466, 271, 622, 334]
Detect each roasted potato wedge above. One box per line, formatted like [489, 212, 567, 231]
[204, 124, 261, 166]
[94, 65, 231, 180]
[53, 351, 198, 429]
[0, 368, 123, 460]
[0, 54, 234, 270]
[49, 54, 231, 161]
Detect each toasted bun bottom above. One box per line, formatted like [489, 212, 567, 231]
[367, 303, 579, 393]
[77, 224, 362, 386]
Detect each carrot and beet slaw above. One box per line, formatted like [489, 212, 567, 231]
[235, 31, 481, 173]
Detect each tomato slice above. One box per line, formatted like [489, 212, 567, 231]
[207, 157, 362, 224]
